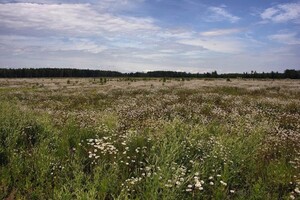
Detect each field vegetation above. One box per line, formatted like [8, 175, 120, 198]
[0, 78, 299, 199]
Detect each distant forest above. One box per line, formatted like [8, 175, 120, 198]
[0, 68, 299, 79]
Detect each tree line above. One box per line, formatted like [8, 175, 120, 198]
[0, 68, 299, 79]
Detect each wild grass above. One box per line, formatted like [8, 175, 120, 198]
[0, 78, 299, 199]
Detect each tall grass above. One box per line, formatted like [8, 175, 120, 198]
[0, 79, 299, 199]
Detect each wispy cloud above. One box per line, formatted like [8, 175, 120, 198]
[0, 0, 144, 10]
[0, 3, 157, 37]
[207, 6, 240, 23]
[200, 28, 242, 36]
[177, 37, 244, 54]
[158, 29, 194, 40]
[269, 32, 300, 45]
[260, 2, 300, 23]
[0, 35, 107, 54]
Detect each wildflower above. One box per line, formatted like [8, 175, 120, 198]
[290, 195, 295, 200]
[145, 166, 151, 171]
[230, 190, 235, 193]
[209, 182, 214, 185]
[195, 181, 201, 188]
[295, 187, 300, 194]
[220, 180, 227, 186]
[187, 184, 193, 188]
[186, 189, 192, 192]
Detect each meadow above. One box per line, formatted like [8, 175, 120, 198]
[0, 78, 299, 199]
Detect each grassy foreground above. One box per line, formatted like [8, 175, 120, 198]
[0, 78, 299, 199]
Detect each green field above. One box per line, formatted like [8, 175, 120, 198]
[0, 78, 299, 199]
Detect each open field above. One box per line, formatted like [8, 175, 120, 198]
[0, 78, 299, 199]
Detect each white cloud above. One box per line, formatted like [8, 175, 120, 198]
[48, 39, 107, 54]
[158, 29, 194, 39]
[0, 3, 157, 37]
[1, 2, 297, 72]
[261, 2, 300, 23]
[207, 6, 240, 23]
[261, 7, 279, 19]
[94, 0, 144, 11]
[200, 28, 242, 36]
[269, 32, 300, 45]
[0, 0, 143, 10]
[0, 35, 107, 54]
[177, 37, 244, 53]
[0, 2, 247, 56]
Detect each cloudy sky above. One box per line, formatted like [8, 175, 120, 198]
[0, 0, 299, 73]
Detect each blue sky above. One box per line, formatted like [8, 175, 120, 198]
[0, 0, 299, 73]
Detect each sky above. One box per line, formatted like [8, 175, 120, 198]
[0, 0, 300, 73]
